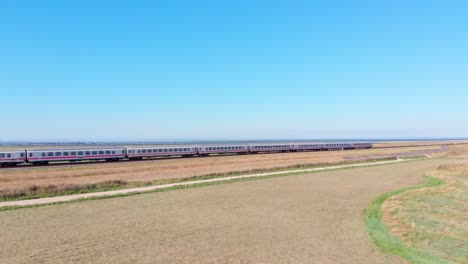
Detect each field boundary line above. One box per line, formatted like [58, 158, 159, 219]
[0, 158, 414, 208]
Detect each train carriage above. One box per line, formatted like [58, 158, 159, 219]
[126, 145, 198, 159]
[249, 144, 291, 153]
[26, 147, 127, 164]
[321, 143, 354, 150]
[291, 143, 323, 151]
[197, 145, 249, 156]
[0, 150, 26, 166]
[351, 143, 373, 149]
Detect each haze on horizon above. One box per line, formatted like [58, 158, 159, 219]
[2, 1, 467, 141]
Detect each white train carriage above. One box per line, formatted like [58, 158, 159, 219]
[351, 143, 373, 149]
[0, 150, 27, 166]
[197, 145, 249, 156]
[291, 143, 323, 151]
[322, 143, 354, 150]
[249, 144, 291, 153]
[26, 147, 127, 164]
[126, 145, 198, 159]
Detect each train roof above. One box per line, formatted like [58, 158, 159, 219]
[26, 147, 126, 151]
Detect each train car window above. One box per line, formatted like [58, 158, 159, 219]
[22, 153, 25, 157]
[98, 151, 103, 155]
[147, 149, 151, 153]
[153, 149, 157, 152]
[106, 151, 111, 154]
[92, 151, 97, 155]
[0, 154, 4, 158]
[142, 150, 146, 153]
[55, 152, 61, 156]
[71, 152, 77, 155]
[85, 151, 91, 155]
[78, 151, 84, 155]
[41, 153, 46, 157]
[63, 152, 69, 156]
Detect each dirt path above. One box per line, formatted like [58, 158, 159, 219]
[0, 159, 406, 208]
[0, 158, 454, 264]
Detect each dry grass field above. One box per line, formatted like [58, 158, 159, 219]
[382, 160, 468, 263]
[0, 158, 455, 263]
[0, 142, 459, 199]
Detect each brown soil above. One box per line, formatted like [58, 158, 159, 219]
[0, 158, 453, 263]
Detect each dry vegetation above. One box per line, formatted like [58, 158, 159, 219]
[382, 160, 468, 263]
[0, 158, 451, 263]
[0, 143, 453, 200]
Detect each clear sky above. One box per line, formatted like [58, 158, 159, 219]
[1, 0, 467, 141]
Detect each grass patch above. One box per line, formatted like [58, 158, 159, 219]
[0, 157, 400, 202]
[365, 176, 450, 264]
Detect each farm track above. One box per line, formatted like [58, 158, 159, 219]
[0, 142, 463, 170]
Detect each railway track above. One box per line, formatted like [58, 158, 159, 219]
[0, 142, 461, 171]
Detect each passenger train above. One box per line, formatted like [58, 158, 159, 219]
[0, 142, 372, 166]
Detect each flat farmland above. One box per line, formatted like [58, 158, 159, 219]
[0, 143, 458, 193]
[0, 158, 454, 263]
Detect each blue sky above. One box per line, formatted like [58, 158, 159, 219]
[1, 0, 467, 141]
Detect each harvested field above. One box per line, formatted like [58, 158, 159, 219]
[0, 158, 454, 263]
[0, 143, 454, 194]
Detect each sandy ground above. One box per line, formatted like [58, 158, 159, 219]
[0, 143, 451, 191]
[0, 158, 453, 264]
